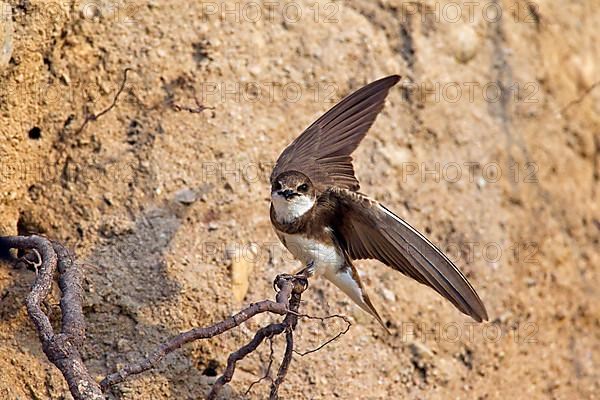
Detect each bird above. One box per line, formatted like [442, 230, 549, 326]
[269, 75, 488, 329]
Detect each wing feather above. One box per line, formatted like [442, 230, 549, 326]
[271, 75, 401, 192]
[331, 189, 488, 322]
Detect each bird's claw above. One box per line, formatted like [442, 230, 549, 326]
[273, 273, 294, 292]
[296, 261, 315, 278]
[272, 267, 310, 293]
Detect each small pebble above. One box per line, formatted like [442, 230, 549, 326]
[175, 188, 197, 204]
[452, 24, 479, 64]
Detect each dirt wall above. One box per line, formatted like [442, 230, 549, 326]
[0, 1, 599, 399]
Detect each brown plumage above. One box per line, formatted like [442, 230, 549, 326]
[270, 75, 488, 326]
[271, 75, 401, 192]
[329, 189, 488, 322]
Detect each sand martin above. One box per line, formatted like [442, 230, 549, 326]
[270, 75, 488, 328]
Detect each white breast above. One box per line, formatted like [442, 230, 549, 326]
[272, 194, 315, 223]
[281, 231, 344, 277]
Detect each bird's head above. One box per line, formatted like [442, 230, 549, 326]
[271, 171, 316, 222]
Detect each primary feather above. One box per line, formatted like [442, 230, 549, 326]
[271, 75, 401, 192]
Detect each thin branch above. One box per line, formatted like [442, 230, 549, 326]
[560, 80, 600, 115]
[101, 273, 307, 395]
[207, 323, 286, 399]
[73, 68, 132, 135]
[166, 74, 215, 114]
[22, 248, 42, 274]
[100, 297, 290, 389]
[291, 313, 352, 356]
[0, 237, 348, 399]
[269, 327, 294, 400]
[245, 336, 275, 395]
[171, 92, 214, 114]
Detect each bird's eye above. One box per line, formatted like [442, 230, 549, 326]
[297, 183, 309, 192]
[273, 181, 282, 191]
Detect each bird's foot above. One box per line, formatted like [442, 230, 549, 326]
[296, 260, 315, 278]
[273, 274, 293, 292]
[273, 261, 313, 293]
[272, 272, 309, 294]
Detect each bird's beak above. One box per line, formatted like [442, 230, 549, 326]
[277, 189, 296, 200]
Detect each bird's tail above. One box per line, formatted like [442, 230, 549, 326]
[325, 264, 390, 334]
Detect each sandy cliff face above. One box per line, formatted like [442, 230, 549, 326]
[0, 1, 598, 398]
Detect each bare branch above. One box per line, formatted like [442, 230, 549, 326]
[0, 235, 104, 399]
[291, 313, 352, 356]
[21, 248, 42, 274]
[166, 74, 215, 114]
[0, 237, 349, 399]
[171, 93, 214, 114]
[104, 274, 308, 398]
[100, 298, 289, 389]
[269, 327, 294, 400]
[245, 337, 275, 395]
[207, 323, 287, 399]
[101, 274, 304, 390]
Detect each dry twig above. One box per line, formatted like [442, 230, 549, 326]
[171, 91, 214, 113]
[291, 313, 352, 356]
[0, 236, 104, 399]
[245, 336, 276, 395]
[0, 235, 348, 399]
[560, 80, 600, 115]
[73, 68, 132, 135]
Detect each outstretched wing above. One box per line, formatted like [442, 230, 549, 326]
[271, 75, 400, 192]
[330, 189, 488, 322]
